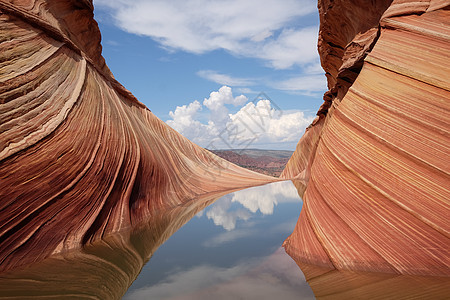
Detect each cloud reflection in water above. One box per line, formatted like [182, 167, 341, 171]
[124, 180, 311, 299]
[204, 180, 301, 231]
[124, 248, 314, 300]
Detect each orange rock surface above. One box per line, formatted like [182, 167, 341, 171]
[282, 0, 450, 276]
[293, 261, 450, 299]
[0, 190, 230, 299]
[0, 0, 277, 272]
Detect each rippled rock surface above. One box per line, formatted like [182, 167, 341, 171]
[0, 190, 232, 299]
[0, 0, 277, 273]
[293, 261, 450, 299]
[282, 0, 450, 276]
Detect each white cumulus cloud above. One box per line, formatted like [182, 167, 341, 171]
[166, 86, 314, 149]
[203, 86, 248, 125]
[228, 100, 314, 145]
[166, 100, 218, 146]
[206, 87, 245, 108]
[94, 0, 318, 69]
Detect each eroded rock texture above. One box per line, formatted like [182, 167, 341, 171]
[294, 261, 450, 299]
[0, 190, 229, 299]
[0, 0, 277, 272]
[282, 0, 450, 276]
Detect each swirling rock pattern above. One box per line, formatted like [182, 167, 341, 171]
[282, 0, 450, 276]
[0, 190, 229, 299]
[0, 0, 277, 273]
[294, 261, 450, 299]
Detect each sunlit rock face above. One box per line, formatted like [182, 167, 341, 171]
[0, 0, 277, 273]
[0, 191, 230, 299]
[282, 0, 450, 276]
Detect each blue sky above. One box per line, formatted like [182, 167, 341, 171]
[93, 0, 326, 150]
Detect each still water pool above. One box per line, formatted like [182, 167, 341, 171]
[1, 180, 448, 299]
[124, 180, 315, 299]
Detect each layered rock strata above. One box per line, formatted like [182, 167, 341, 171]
[0, 0, 277, 273]
[0, 190, 230, 299]
[294, 261, 450, 299]
[282, 0, 450, 276]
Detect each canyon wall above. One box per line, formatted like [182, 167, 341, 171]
[0, 0, 277, 272]
[282, 0, 450, 276]
[0, 190, 230, 299]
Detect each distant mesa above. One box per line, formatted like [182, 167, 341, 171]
[210, 149, 293, 177]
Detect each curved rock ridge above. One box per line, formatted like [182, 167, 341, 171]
[0, 0, 278, 272]
[0, 190, 230, 299]
[282, 1, 450, 276]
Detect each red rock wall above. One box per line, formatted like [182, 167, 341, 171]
[0, 190, 229, 299]
[283, 0, 450, 276]
[0, 0, 277, 272]
[293, 261, 450, 299]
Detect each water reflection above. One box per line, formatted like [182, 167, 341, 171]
[204, 180, 301, 231]
[0, 182, 310, 299]
[125, 248, 313, 300]
[1, 180, 447, 299]
[124, 181, 312, 299]
[0, 191, 231, 299]
[294, 262, 450, 299]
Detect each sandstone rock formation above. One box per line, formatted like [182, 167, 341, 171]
[294, 261, 450, 299]
[0, 190, 230, 299]
[0, 0, 278, 273]
[282, 0, 450, 276]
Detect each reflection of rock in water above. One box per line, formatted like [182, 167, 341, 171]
[282, 0, 450, 277]
[0, 0, 277, 273]
[0, 191, 230, 299]
[292, 261, 450, 300]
